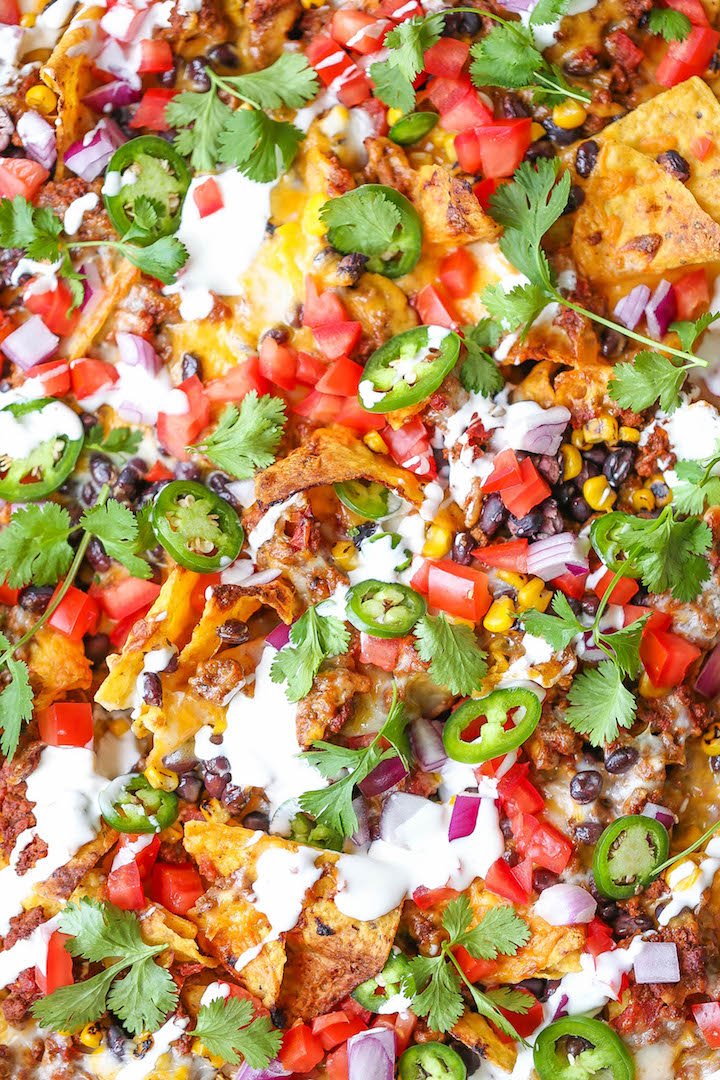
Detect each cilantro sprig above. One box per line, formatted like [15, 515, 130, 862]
[83, 425, 142, 461]
[410, 895, 530, 1037]
[414, 613, 488, 696]
[647, 6, 692, 40]
[191, 392, 286, 479]
[459, 319, 504, 396]
[674, 442, 720, 514]
[194, 996, 282, 1068]
[270, 604, 351, 703]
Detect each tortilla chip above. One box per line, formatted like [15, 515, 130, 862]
[571, 141, 720, 281]
[63, 257, 139, 361]
[41, 7, 102, 177]
[413, 165, 501, 246]
[138, 906, 213, 968]
[452, 1012, 517, 1072]
[29, 627, 91, 712]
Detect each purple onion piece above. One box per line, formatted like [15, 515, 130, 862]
[347, 1026, 395, 1080]
[448, 793, 480, 841]
[645, 279, 677, 340]
[266, 622, 291, 650]
[358, 754, 407, 798]
[0, 315, 59, 370]
[410, 716, 447, 772]
[633, 941, 680, 984]
[695, 641, 720, 698]
[534, 883, 597, 926]
[614, 284, 651, 331]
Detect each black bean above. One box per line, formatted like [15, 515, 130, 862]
[337, 252, 368, 282]
[80, 411, 99, 434]
[656, 150, 690, 183]
[604, 746, 638, 774]
[452, 531, 475, 566]
[536, 454, 561, 486]
[221, 783, 246, 811]
[176, 774, 202, 802]
[710, 755, 720, 774]
[203, 771, 228, 799]
[90, 453, 115, 486]
[263, 326, 289, 345]
[516, 978, 549, 1002]
[570, 769, 602, 803]
[81, 482, 97, 507]
[597, 900, 619, 923]
[207, 471, 230, 495]
[442, 10, 481, 34]
[533, 868, 560, 892]
[499, 93, 529, 118]
[556, 481, 577, 509]
[575, 822, 604, 844]
[19, 585, 54, 613]
[114, 463, 144, 502]
[207, 42, 239, 67]
[85, 632, 110, 665]
[128, 457, 148, 475]
[537, 499, 564, 538]
[243, 811, 270, 832]
[448, 1041, 482, 1074]
[614, 912, 653, 937]
[575, 139, 599, 178]
[543, 118, 583, 146]
[106, 1024, 127, 1060]
[217, 619, 250, 645]
[649, 477, 671, 503]
[186, 58, 211, 89]
[181, 352, 202, 381]
[583, 447, 607, 467]
[141, 672, 163, 708]
[86, 537, 111, 573]
[509, 508, 544, 539]
[158, 59, 178, 87]
[162, 747, 197, 774]
[480, 493, 508, 537]
[563, 184, 585, 215]
[603, 447, 634, 488]
[525, 140, 556, 162]
[600, 328, 626, 358]
[500, 816, 514, 841]
[569, 495, 592, 523]
[581, 595, 599, 617]
[564, 1036, 593, 1057]
[174, 461, 200, 481]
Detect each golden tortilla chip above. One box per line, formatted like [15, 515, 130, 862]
[572, 141, 720, 281]
[29, 627, 91, 712]
[452, 1013, 517, 1072]
[413, 165, 501, 246]
[63, 257, 139, 361]
[41, 7, 102, 177]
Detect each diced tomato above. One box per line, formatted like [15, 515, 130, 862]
[0, 157, 48, 201]
[439, 248, 476, 299]
[497, 764, 544, 815]
[95, 577, 161, 621]
[146, 461, 173, 483]
[316, 355, 364, 396]
[485, 857, 532, 905]
[312, 1011, 367, 1050]
[306, 35, 354, 85]
[115, 833, 161, 878]
[129, 88, 178, 130]
[48, 585, 99, 641]
[359, 633, 401, 671]
[107, 861, 146, 910]
[474, 538, 528, 573]
[259, 337, 298, 392]
[551, 570, 588, 601]
[691, 134, 714, 159]
[138, 38, 173, 73]
[379, 0, 423, 21]
[331, 9, 389, 54]
[665, 0, 709, 26]
[338, 64, 373, 106]
[475, 119, 533, 178]
[415, 284, 458, 329]
[157, 374, 210, 460]
[674, 268, 710, 321]
[500, 458, 551, 518]
[293, 389, 344, 425]
[515, 814, 573, 873]
[473, 176, 502, 210]
[495, 991, 544, 1040]
[412, 885, 460, 910]
[336, 395, 385, 433]
[146, 862, 203, 916]
[340, 996, 372, 1024]
[424, 38, 470, 78]
[193, 176, 224, 218]
[442, 87, 493, 133]
[623, 604, 672, 635]
[36, 932, 73, 995]
[312, 320, 362, 360]
[693, 1002, 720, 1048]
[640, 628, 701, 688]
[296, 351, 328, 386]
[70, 357, 118, 400]
[39, 702, 93, 748]
[454, 945, 496, 983]
[427, 562, 491, 622]
[383, 419, 436, 477]
[109, 611, 146, 648]
[0, 581, 19, 605]
[0, 0, 19, 24]
[327, 1043, 349, 1080]
[605, 29, 644, 69]
[190, 573, 220, 615]
[279, 1024, 325, 1072]
[303, 277, 347, 327]
[656, 24, 720, 86]
[359, 96, 389, 136]
[585, 916, 616, 959]
[24, 359, 71, 398]
[25, 281, 79, 336]
[455, 127, 483, 173]
[371, 1012, 417, 1055]
[205, 356, 269, 402]
[482, 449, 523, 492]
[592, 570, 639, 606]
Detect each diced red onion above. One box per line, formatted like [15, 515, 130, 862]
[645, 280, 677, 340]
[0, 315, 58, 369]
[266, 622, 291, 650]
[695, 642, 720, 698]
[577, 631, 605, 663]
[235, 1060, 290, 1080]
[351, 796, 370, 846]
[380, 792, 427, 844]
[643, 802, 676, 830]
[527, 532, 589, 581]
[116, 331, 161, 374]
[64, 119, 125, 182]
[512, 405, 571, 455]
[501, 0, 534, 11]
[16, 110, 56, 171]
[448, 794, 480, 841]
[534, 883, 597, 925]
[552, 992, 569, 1020]
[83, 80, 141, 112]
[116, 402, 144, 424]
[633, 941, 680, 984]
[347, 1026, 395, 1080]
[614, 285, 650, 331]
[411, 716, 447, 771]
[358, 754, 408, 797]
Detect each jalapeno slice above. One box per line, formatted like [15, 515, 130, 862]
[0, 397, 84, 501]
[352, 952, 415, 1013]
[103, 136, 191, 244]
[399, 1043, 467, 1079]
[150, 480, 244, 573]
[589, 512, 640, 578]
[100, 773, 179, 834]
[359, 325, 461, 413]
[442, 688, 542, 764]
[334, 480, 395, 520]
[346, 579, 426, 638]
[389, 110, 439, 146]
[592, 814, 669, 899]
[533, 1017, 635, 1080]
[324, 184, 423, 278]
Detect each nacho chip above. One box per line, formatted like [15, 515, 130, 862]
[572, 141, 720, 281]
[63, 257, 139, 361]
[29, 627, 91, 712]
[452, 1012, 517, 1072]
[41, 6, 102, 177]
[413, 164, 501, 246]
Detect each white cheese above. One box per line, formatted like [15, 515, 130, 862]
[522, 0, 599, 50]
[658, 835, 720, 925]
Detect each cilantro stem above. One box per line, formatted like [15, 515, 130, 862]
[652, 819, 720, 877]
[444, 944, 525, 1044]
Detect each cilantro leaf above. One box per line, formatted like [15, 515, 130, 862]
[521, 591, 581, 652]
[0, 503, 74, 588]
[221, 53, 319, 110]
[192, 392, 286, 479]
[609, 351, 687, 414]
[0, 196, 63, 262]
[414, 613, 487, 696]
[482, 282, 548, 334]
[489, 159, 569, 289]
[270, 605, 351, 702]
[485, 987, 534, 1013]
[471, 24, 543, 89]
[369, 59, 417, 112]
[116, 236, 188, 285]
[670, 311, 720, 351]
[370, 12, 444, 110]
[0, 657, 33, 759]
[647, 6, 692, 40]
[530, 0, 570, 26]
[565, 662, 636, 747]
[168, 88, 232, 173]
[601, 617, 647, 679]
[460, 325, 504, 396]
[195, 997, 282, 1069]
[81, 500, 152, 580]
[320, 187, 403, 258]
[614, 506, 712, 601]
[411, 956, 465, 1033]
[218, 110, 305, 183]
[674, 447, 720, 514]
[107, 956, 178, 1037]
[84, 424, 142, 460]
[446, 896, 530, 959]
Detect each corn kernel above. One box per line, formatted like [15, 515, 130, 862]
[79, 1023, 103, 1049]
[445, 613, 476, 629]
[638, 671, 668, 698]
[483, 597, 515, 633]
[25, 84, 57, 114]
[422, 523, 453, 559]
[436, 129, 457, 163]
[144, 765, 178, 793]
[20, 12, 35, 25]
[666, 858, 701, 892]
[212, 714, 227, 736]
[332, 539, 359, 572]
[302, 193, 328, 238]
[191, 1039, 224, 1068]
[517, 577, 551, 612]
[571, 428, 590, 450]
[702, 723, 720, 755]
[560, 443, 582, 481]
[496, 570, 527, 590]
[552, 100, 588, 129]
[488, 637, 510, 674]
[108, 716, 130, 737]
[619, 425, 641, 444]
[583, 475, 617, 512]
[631, 487, 655, 512]
[582, 414, 618, 446]
[301, 0, 323, 9]
[647, 472, 672, 507]
[363, 431, 388, 454]
[387, 107, 404, 126]
[530, 121, 546, 141]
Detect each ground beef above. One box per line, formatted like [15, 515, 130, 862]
[2, 967, 41, 1023]
[2, 906, 44, 951]
[36, 178, 114, 242]
[635, 425, 673, 477]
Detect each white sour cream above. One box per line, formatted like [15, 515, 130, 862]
[0, 399, 83, 462]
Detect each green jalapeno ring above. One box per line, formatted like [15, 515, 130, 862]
[150, 480, 244, 573]
[389, 111, 440, 146]
[103, 135, 191, 245]
[533, 1016, 635, 1080]
[589, 512, 640, 578]
[334, 480, 394, 520]
[442, 687, 542, 765]
[0, 397, 84, 502]
[592, 814, 669, 900]
[399, 1042, 467, 1079]
[100, 773, 179, 834]
[353, 952, 415, 1013]
[345, 579, 426, 639]
[359, 325, 462, 413]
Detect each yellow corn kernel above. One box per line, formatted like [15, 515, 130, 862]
[387, 107, 404, 126]
[301, 0, 324, 9]
[631, 487, 655, 512]
[560, 443, 582, 481]
[619, 425, 641, 444]
[582, 414, 618, 446]
[144, 765, 178, 793]
[530, 121, 546, 141]
[646, 472, 672, 508]
[108, 716, 130, 737]
[363, 431, 388, 454]
[488, 637, 510, 674]
[483, 597, 515, 633]
[583, 476, 617, 512]
[638, 671, 669, 698]
[517, 577, 551, 613]
[79, 1023, 103, 1049]
[25, 84, 57, 114]
[552, 100, 588, 129]
[20, 12, 35, 25]
[212, 714, 227, 736]
[302, 193, 329, 238]
[666, 858, 701, 892]
[702, 723, 720, 755]
[423, 523, 453, 559]
[435, 129, 457, 163]
[571, 428, 590, 451]
[332, 540, 359, 572]
[496, 570, 527, 591]
[191, 1039, 224, 1068]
